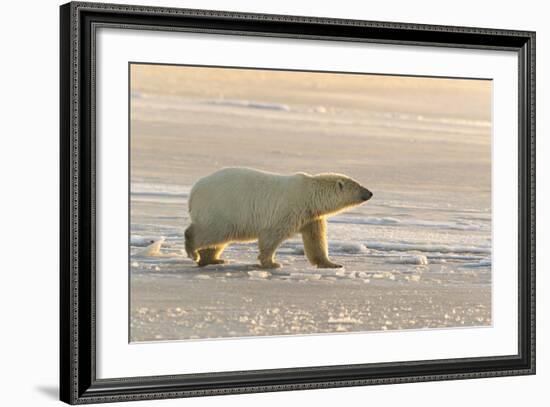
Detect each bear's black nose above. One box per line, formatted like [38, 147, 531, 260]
[361, 189, 373, 201]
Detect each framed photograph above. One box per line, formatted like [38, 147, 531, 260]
[60, 1, 536, 404]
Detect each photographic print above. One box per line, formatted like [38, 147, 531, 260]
[60, 4, 536, 402]
[129, 63, 492, 342]
[60, 5, 535, 402]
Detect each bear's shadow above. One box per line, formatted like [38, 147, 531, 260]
[197, 263, 269, 273]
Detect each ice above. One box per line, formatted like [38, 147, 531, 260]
[372, 271, 396, 280]
[366, 241, 490, 255]
[460, 259, 492, 268]
[279, 241, 366, 255]
[288, 273, 322, 280]
[328, 316, 362, 324]
[248, 271, 272, 279]
[209, 99, 291, 112]
[329, 241, 367, 254]
[131, 236, 167, 247]
[135, 237, 165, 257]
[330, 216, 483, 231]
[387, 254, 429, 265]
[313, 268, 348, 278]
[131, 183, 190, 198]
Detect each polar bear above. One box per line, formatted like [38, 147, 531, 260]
[184, 167, 372, 269]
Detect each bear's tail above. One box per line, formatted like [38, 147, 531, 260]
[184, 225, 198, 262]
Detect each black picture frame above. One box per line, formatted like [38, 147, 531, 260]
[60, 1, 536, 404]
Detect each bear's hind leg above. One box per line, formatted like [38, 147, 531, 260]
[184, 224, 199, 262]
[301, 218, 342, 268]
[197, 245, 227, 267]
[186, 224, 228, 265]
[258, 231, 287, 269]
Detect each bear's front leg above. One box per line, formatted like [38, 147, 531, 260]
[258, 231, 287, 269]
[301, 218, 343, 268]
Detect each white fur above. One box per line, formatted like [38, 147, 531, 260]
[185, 167, 370, 268]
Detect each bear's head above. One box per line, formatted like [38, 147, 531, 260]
[308, 173, 372, 217]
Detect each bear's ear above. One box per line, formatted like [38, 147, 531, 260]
[337, 180, 344, 191]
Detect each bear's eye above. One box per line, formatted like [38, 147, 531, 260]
[337, 180, 344, 191]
